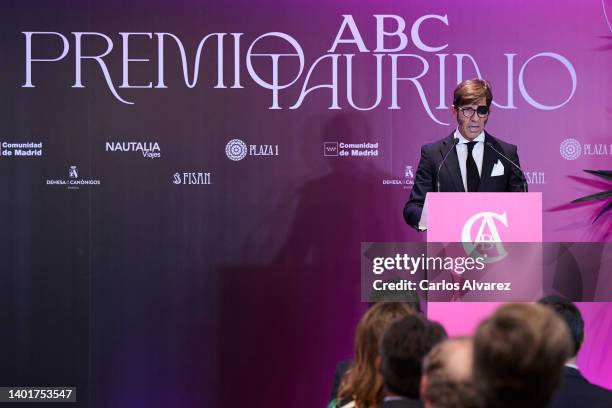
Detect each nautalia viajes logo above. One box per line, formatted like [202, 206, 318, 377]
[105, 141, 161, 159]
[225, 138, 279, 161]
[46, 165, 101, 189]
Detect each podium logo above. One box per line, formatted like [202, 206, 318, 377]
[461, 211, 508, 263]
[225, 139, 248, 161]
[324, 142, 338, 156]
[560, 138, 581, 160]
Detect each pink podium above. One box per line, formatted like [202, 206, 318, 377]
[424, 192, 543, 335]
[425, 192, 542, 242]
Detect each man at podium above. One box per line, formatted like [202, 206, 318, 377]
[403, 79, 526, 231]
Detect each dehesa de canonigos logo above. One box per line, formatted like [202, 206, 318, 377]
[46, 165, 101, 190]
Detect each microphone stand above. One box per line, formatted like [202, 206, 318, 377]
[436, 138, 459, 192]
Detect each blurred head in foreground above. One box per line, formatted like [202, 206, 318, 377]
[338, 303, 416, 407]
[421, 337, 477, 408]
[537, 295, 584, 361]
[473, 303, 572, 408]
[379, 315, 447, 400]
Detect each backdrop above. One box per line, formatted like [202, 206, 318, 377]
[1, 1, 611, 407]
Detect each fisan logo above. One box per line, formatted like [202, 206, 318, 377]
[461, 211, 508, 263]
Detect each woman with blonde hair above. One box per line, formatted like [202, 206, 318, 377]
[336, 303, 416, 408]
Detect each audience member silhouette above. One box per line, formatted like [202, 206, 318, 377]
[539, 295, 612, 408]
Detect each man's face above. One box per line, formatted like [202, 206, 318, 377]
[452, 97, 490, 141]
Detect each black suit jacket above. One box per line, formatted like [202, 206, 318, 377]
[548, 366, 612, 408]
[381, 397, 423, 408]
[403, 132, 525, 229]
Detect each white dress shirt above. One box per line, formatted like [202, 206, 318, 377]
[454, 129, 485, 192]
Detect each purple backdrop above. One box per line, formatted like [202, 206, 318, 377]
[0, 0, 611, 407]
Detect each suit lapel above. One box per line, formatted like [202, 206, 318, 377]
[478, 133, 496, 192]
[563, 366, 587, 381]
[439, 134, 464, 192]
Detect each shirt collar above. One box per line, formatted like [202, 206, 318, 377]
[383, 396, 408, 402]
[454, 129, 485, 144]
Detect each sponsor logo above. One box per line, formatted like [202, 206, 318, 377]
[405, 165, 414, 180]
[461, 211, 508, 263]
[225, 139, 248, 161]
[0, 141, 43, 157]
[583, 143, 612, 156]
[560, 138, 611, 160]
[105, 141, 161, 159]
[225, 138, 278, 161]
[46, 165, 101, 189]
[172, 172, 211, 185]
[382, 164, 415, 188]
[560, 138, 582, 160]
[324, 142, 338, 156]
[525, 171, 545, 185]
[324, 141, 379, 157]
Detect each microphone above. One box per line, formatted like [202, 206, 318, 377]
[485, 141, 528, 192]
[436, 138, 459, 192]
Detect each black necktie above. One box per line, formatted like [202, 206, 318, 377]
[466, 141, 480, 192]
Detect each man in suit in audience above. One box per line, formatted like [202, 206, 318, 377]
[420, 337, 478, 408]
[403, 79, 525, 231]
[473, 303, 572, 408]
[378, 315, 447, 408]
[538, 295, 612, 408]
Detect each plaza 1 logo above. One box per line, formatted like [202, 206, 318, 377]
[172, 172, 211, 185]
[225, 138, 279, 161]
[46, 165, 101, 189]
[560, 138, 612, 160]
[560, 138, 582, 160]
[105, 141, 161, 159]
[461, 211, 508, 263]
